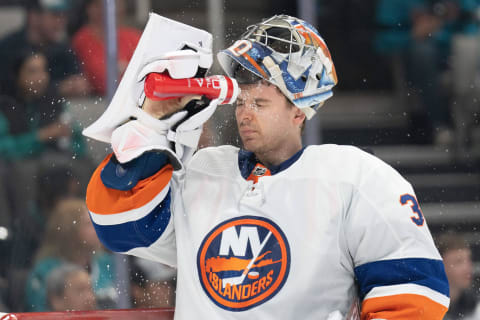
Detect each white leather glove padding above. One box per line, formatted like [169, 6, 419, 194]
[111, 111, 186, 169]
[167, 98, 219, 162]
[111, 97, 218, 170]
[137, 50, 206, 82]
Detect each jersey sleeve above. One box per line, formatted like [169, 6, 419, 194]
[344, 155, 449, 319]
[86, 151, 177, 267]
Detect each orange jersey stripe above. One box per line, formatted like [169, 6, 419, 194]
[86, 154, 174, 215]
[361, 294, 448, 320]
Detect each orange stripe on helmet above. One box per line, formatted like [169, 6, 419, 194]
[241, 52, 270, 79]
[294, 24, 338, 84]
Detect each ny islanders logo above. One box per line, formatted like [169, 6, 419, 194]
[197, 216, 290, 311]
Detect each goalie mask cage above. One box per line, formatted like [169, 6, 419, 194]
[0, 308, 174, 320]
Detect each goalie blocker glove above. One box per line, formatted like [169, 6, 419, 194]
[111, 95, 219, 170]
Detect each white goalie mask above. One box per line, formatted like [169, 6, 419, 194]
[218, 15, 338, 119]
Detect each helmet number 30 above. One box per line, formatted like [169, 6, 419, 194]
[400, 194, 425, 227]
[228, 40, 253, 57]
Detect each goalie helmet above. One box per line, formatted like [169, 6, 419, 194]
[217, 15, 338, 119]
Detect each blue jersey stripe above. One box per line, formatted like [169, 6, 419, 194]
[90, 190, 172, 252]
[101, 152, 169, 191]
[354, 258, 449, 299]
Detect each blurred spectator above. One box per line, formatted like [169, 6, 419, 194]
[46, 263, 97, 311]
[0, 0, 91, 97]
[37, 166, 84, 219]
[375, 0, 458, 145]
[449, 1, 480, 152]
[24, 198, 117, 311]
[437, 231, 480, 319]
[130, 257, 176, 308]
[72, 0, 141, 96]
[0, 50, 91, 269]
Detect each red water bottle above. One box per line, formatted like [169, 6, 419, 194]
[144, 73, 239, 105]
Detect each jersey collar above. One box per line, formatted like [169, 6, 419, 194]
[238, 147, 306, 180]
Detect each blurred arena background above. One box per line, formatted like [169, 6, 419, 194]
[0, 0, 478, 316]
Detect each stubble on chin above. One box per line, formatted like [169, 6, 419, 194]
[240, 136, 258, 153]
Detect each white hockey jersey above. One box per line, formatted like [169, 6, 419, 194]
[86, 144, 449, 319]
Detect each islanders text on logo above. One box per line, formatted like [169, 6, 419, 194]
[197, 216, 290, 311]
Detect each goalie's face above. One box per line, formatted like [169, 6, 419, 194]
[235, 81, 305, 160]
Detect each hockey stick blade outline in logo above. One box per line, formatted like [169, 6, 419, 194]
[197, 216, 290, 311]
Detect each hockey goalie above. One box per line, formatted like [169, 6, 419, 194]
[83, 13, 449, 320]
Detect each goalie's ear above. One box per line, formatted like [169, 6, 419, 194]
[293, 105, 306, 126]
[82, 13, 213, 144]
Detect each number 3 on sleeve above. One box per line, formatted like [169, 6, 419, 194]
[400, 194, 425, 226]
